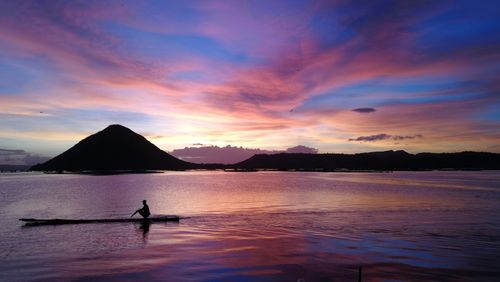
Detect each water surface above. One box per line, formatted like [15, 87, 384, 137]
[1, 171, 500, 281]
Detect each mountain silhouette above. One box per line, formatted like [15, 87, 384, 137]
[234, 150, 500, 170]
[31, 124, 193, 171]
[30, 125, 500, 172]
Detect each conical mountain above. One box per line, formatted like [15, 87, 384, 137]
[31, 124, 193, 171]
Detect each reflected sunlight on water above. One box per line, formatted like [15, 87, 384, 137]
[1, 171, 500, 281]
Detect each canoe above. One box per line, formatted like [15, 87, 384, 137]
[19, 216, 180, 226]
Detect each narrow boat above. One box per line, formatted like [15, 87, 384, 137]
[19, 216, 180, 226]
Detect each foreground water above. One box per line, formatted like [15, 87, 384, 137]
[1, 171, 499, 281]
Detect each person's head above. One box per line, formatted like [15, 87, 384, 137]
[142, 200, 147, 205]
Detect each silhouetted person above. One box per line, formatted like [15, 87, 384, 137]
[131, 200, 151, 218]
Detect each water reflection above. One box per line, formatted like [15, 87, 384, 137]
[1, 171, 500, 281]
[137, 221, 150, 243]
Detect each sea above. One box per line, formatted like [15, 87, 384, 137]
[1, 171, 499, 281]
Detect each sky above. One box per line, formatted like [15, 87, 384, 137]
[1, 0, 500, 164]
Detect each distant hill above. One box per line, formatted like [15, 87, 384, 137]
[234, 150, 500, 171]
[31, 124, 194, 171]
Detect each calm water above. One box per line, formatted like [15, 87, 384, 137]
[1, 171, 500, 281]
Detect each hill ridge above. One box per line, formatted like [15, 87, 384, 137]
[234, 151, 500, 170]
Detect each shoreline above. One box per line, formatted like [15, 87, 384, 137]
[2, 168, 498, 175]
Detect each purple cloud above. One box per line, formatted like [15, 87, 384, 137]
[352, 108, 376, 113]
[170, 144, 318, 164]
[285, 145, 318, 154]
[348, 134, 423, 142]
[170, 145, 277, 164]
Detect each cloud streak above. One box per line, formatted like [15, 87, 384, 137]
[348, 134, 423, 142]
[352, 108, 376, 113]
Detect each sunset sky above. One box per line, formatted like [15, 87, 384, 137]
[1, 0, 500, 163]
